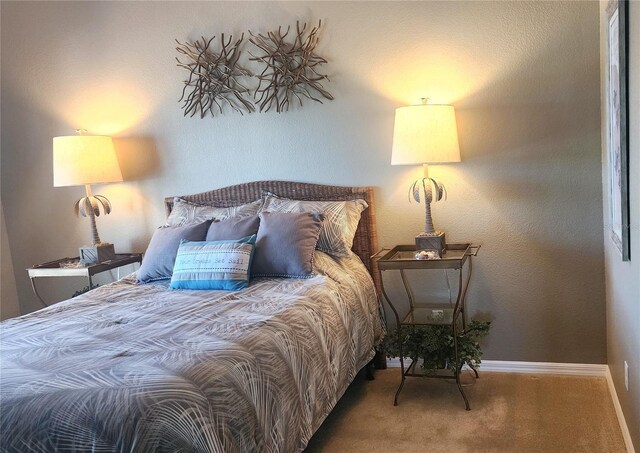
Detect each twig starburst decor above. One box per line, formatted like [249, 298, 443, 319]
[249, 21, 333, 113]
[176, 33, 254, 117]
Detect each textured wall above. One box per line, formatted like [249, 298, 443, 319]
[1, 201, 20, 320]
[600, 0, 640, 448]
[1, 1, 604, 363]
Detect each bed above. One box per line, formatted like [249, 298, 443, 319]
[0, 181, 384, 452]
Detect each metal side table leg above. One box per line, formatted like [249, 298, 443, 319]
[460, 257, 473, 331]
[29, 277, 49, 308]
[453, 266, 471, 410]
[462, 258, 479, 380]
[453, 324, 471, 411]
[394, 339, 406, 406]
[380, 273, 405, 406]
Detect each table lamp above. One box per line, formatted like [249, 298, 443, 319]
[53, 131, 122, 264]
[391, 98, 460, 256]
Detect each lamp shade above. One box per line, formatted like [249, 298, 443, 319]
[391, 104, 461, 165]
[53, 135, 122, 187]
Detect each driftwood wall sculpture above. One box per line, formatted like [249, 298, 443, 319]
[176, 34, 254, 117]
[176, 21, 333, 117]
[249, 21, 333, 113]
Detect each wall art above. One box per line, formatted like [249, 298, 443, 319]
[605, 0, 630, 261]
[249, 21, 333, 113]
[176, 34, 254, 117]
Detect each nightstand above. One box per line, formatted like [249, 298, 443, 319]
[27, 253, 142, 307]
[374, 243, 480, 410]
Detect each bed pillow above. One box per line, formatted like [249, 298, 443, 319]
[137, 221, 211, 283]
[206, 215, 260, 241]
[170, 235, 256, 291]
[166, 197, 262, 227]
[252, 211, 324, 278]
[260, 193, 367, 257]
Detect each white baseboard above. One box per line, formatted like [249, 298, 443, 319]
[386, 358, 607, 376]
[479, 360, 608, 376]
[606, 366, 636, 453]
[385, 358, 633, 452]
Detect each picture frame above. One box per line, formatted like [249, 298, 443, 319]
[605, 0, 630, 261]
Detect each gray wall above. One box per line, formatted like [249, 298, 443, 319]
[1, 201, 20, 320]
[600, 0, 640, 448]
[1, 1, 605, 363]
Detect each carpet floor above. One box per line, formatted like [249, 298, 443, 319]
[305, 369, 626, 453]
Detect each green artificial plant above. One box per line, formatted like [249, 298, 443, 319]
[383, 320, 491, 374]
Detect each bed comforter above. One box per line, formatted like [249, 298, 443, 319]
[0, 251, 383, 452]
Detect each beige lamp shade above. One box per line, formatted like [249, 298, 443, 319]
[53, 135, 122, 187]
[391, 103, 461, 165]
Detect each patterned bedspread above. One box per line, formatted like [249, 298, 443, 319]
[0, 252, 383, 452]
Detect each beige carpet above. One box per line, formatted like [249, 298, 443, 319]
[305, 369, 626, 453]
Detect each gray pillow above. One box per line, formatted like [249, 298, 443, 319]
[259, 193, 367, 257]
[206, 215, 260, 241]
[137, 221, 211, 283]
[252, 211, 324, 278]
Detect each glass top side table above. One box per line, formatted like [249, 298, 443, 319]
[27, 253, 142, 307]
[374, 243, 480, 410]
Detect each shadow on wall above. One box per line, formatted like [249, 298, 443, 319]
[453, 26, 601, 362]
[113, 137, 160, 181]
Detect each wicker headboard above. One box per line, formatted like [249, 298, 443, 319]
[164, 180, 380, 289]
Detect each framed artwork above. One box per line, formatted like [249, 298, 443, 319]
[606, 0, 630, 261]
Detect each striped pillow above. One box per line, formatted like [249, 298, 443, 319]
[260, 193, 368, 257]
[170, 235, 256, 291]
[166, 198, 263, 227]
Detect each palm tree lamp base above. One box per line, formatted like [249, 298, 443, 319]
[79, 243, 116, 265]
[416, 231, 446, 257]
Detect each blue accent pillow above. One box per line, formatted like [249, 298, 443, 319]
[170, 235, 256, 291]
